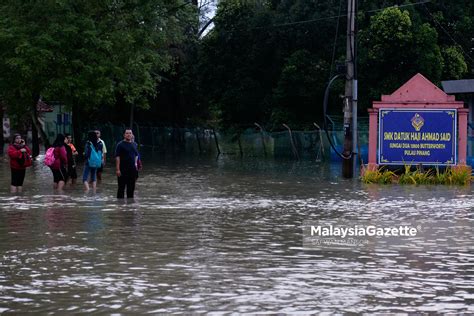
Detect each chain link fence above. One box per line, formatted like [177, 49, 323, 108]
[79, 120, 369, 162]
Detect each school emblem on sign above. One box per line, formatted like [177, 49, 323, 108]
[411, 113, 424, 131]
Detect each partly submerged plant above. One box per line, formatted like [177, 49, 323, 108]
[449, 166, 472, 185]
[361, 167, 395, 184]
[398, 165, 433, 184]
[362, 164, 472, 185]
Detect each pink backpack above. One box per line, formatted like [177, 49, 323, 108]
[44, 147, 56, 166]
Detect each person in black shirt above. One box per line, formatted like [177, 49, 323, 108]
[115, 128, 139, 198]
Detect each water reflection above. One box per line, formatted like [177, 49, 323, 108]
[0, 156, 473, 313]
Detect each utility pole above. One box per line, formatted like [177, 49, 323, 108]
[342, 0, 356, 178]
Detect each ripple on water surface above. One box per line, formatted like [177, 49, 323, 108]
[0, 158, 473, 313]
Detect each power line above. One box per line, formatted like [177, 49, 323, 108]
[329, 0, 344, 80]
[365, 0, 431, 14]
[421, 3, 474, 63]
[253, 13, 343, 29]
[253, 0, 432, 30]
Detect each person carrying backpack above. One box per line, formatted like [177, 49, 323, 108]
[8, 134, 32, 193]
[49, 134, 69, 191]
[83, 130, 103, 191]
[95, 129, 107, 181]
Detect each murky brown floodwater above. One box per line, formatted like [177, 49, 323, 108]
[0, 154, 473, 313]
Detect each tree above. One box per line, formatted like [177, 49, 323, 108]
[196, 0, 344, 130]
[0, 1, 56, 153]
[195, 0, 473, 132]
[358, 7, 445, 110]
[0, 0, 194, 155]
[442, 46, 468, 79]
[418, 0, 474, 75]
[272, 50, 329, 127]
[197, 0, 273, 129]
[196, 0, 218, 38]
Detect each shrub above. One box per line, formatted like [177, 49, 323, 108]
[361, 164, 472, 185]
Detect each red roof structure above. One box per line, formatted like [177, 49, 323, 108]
[36, 99, 53, 112]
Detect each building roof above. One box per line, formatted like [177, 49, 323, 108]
[441, 79, 474, 94]
[37, 99, 53, 112]
[379, 73, 455, 103]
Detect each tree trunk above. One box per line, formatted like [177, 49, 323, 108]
[195, 128, 202, 154]
[238, 134, 243, 157]
[31, 122, 39, 157]
[0, 105, 4, 154]
[129, 103, 134, 129]
[212, 128, 220, 157]
[71, 101, 83, 158]
[30, 94, 50, 156]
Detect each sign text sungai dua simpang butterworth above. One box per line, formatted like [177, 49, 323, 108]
[378, 109, 457, 165]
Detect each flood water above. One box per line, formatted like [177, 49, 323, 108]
[0, 154, 473, 314]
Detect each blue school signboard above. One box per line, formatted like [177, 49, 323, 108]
[378, 109, 457, 165]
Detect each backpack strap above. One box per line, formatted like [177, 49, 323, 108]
[86, 141, 96, 153]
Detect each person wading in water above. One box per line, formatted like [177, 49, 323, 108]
[115, 128, 139, 199]
[8, 134, 32, 193]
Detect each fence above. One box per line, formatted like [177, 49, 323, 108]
[78, 120, 370, 162]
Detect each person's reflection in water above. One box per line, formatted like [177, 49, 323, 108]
[45, 208, 66, 232]
[5, 211, 27, 234]
[84, 210, 104, 245]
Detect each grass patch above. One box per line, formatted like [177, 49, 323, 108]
[361, 164, 472, 185]
[361, 167, 396, 184]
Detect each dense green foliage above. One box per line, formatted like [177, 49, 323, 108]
[0, 0, 194, 151]
[0, 0, 473, 136]
[195, 0, 473, 130]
